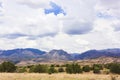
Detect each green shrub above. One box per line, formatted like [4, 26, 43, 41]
[93, 67, 101, 74]
[29, 64, 48, 73]
[110, 63, 120, 74]
[48, 66, 57, 74]
[82, 65, 91, 72]
[92, 64, 103, 70]
[58, 67, 64, 72]
[0, 62, 16, 72]
[17, 67, 27, 73]
[66, 63, 82, 74]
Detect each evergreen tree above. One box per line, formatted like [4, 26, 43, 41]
[92, 64, 103, 70]
[17, 67, 27, 73]
[29, 64, 48, 73]
[82, 65, 91, 72]
[58, 67, 64, 72]
[48, 66, 57, 74]
[66, 63, 82, 74]
[0, 64, 4, 72]
[93, 67, 101, 74]
[0, 62, 16, 72]
[110, 63, 120, 74]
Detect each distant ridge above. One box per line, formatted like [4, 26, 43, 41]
[75, 48, 120, 60]
[0, 48, 120, 64]
[0, 48, 46, 62]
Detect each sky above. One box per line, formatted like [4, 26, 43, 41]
[0, 0, 120, 53]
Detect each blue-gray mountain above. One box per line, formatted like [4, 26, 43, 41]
[0, 48, 120, 63]
[0, 48, 46, 62]
[75, 48, 120, 60]
[41, 49, 73, 61]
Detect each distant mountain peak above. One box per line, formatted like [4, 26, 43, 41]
[75, 48, 120, 60]
[42, 49, 73, 61]
[0, 48, 46, 62]
[0, 48, 120, 64]
[48, 49, 68, 55]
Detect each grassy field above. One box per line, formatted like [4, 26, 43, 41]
[0, 73, 119, 80]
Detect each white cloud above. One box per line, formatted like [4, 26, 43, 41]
[63, 20, 93, 35]
[16, 0, 51, 9]
[96, 0, 120, 18]
[0, 0, 120, 53]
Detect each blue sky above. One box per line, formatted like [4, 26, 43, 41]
[44, 2, 66, 15]
[0, 0, 120, 53]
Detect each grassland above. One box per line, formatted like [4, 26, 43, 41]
[0, 73, 119, 80]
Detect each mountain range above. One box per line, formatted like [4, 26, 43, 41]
[0, 48, 120, 64]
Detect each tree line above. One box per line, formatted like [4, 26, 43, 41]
[0, 61, 120, 74]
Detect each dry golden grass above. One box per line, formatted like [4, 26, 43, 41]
[0, 73, 119, 80]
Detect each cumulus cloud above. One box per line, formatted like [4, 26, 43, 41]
[0, 3, 60, 39]
[0, 2, 2, 8]
[63, 20, 93, 35]
[112, 20, 120, 31]
[96, 0, 120, 18]
[17, 0, 50, 9]
[0, 0, 120, 53]
[55, 0, 96, 35]
[0, 33, 27, 39]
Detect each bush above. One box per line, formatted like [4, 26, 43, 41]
[0, 62, 16, 72]
[93, 67, 101, 74]
[104, 63, 113, 69]
[50, 64, 55, 67]
[58, 67, 64, 72]
[17, 67, 27, 73]
[48, 66, 57, 74]
[66, 63, 82, 74]
[27, 65, 34, 68]
[82, 65, 91, 72]
[29, 64, 48, 73]
[92, 64, 103, 70]
[61, 64, 66, 67]
[56, 64, 60, 67]
[110, 63, 120, 74]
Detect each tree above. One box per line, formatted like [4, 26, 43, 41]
[29, 64, 48, 73]
[66, 63, 82, 74]
[56, 64, 60, 67]
[17, 67, 27, 73]
[92, 64, 103, 70]
[82, 65, 91, 72]
[0, 64, 4, 72]
[110, 63, 120, 74]
[58, 67, 64, 72]
[50, 64, 55, 67]
[93, 67, 101, 74]
[48, 66, 57, 74]
[0, 62, 16, 72]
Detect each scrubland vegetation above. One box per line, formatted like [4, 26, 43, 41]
[0, 61, 119, 80]
[0, 73, 119, 80]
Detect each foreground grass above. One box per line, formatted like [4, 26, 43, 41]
[0, 73, 119, 80]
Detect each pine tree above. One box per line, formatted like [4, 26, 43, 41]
[58, 67, 64, 72]
[66, 63, 82, 74]
[29, 64, 48, 73]
[93, 67, 101, 74]
[0, 62, 16, 72]
[48, 66, 57, 74]
[110, 63, 120, 74]
[82, 65, 91, 72]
